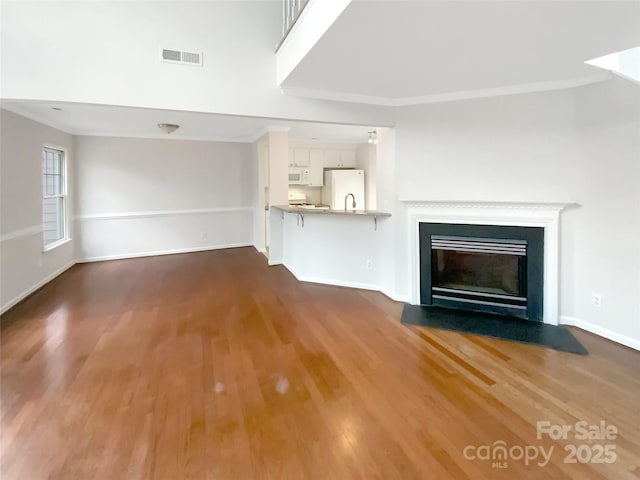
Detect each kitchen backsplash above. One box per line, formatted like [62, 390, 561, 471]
[288, 185, 322, 205]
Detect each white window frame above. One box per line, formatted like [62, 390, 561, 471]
[42, 145, 70, 251]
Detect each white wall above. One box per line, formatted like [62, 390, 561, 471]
[267, 130, 290, 207]
[252, 138, 267, 252]
[1, 109, 76, 312]
[0, 1, 391, 126]
[374, 127, 400, 300]
[392, 77, 640, 347]
[75, 136, 255, 261]
[278, 211, 388, 291]
[356, 143, 376, 210]
[568, 77, 640, 343]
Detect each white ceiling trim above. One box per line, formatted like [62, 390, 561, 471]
[1, 102, 367, 144]
[281, 72, 613, 107]
[247, 128, 270, 143]
[279, 86, 398, 106]
[1, 103, 270, 143]
[246, 125, 292, 144]
[610, 70, 640, 86]
[71, 131, 257, 143]
[1, 103, 76, 135]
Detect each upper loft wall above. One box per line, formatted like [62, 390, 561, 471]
[0, 1, 392, 126]
[394, 88, 577, 202]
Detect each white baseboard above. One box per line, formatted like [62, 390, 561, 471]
[1, 261, 76, 315]
[283, 263, 410, 303]
[284, 263, 380, 292]
[78, 243, 253, 263]
[252, 245, 267, 254]
[560, 315, 640, 351]
[380, 289, 411, 303]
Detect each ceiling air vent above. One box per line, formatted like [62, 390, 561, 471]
[161, 48, 203, 66]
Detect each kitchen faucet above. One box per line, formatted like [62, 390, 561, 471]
[344, 193, 356, 211]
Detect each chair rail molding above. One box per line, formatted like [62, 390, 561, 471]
[1, 224, 43, 242]
[74, 206, 254, 221]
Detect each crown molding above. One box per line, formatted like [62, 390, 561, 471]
[610, 70, 640, 86]
[1, 104, 269, 143]
[2, 99, 296, 143]
[279, 86, 397, 106]
[247, 128, 270, 143]
[247, 125, 292, 143]
[281, 72, 613, 107]
[266, 125, 291, 132]
[72, 131, 254, 143]
[1, 103, 76, 135]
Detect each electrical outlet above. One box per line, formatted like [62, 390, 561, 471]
[366, 259, 373, 269]
[200, 231, 207, 239]
[591, 293, 602, 308]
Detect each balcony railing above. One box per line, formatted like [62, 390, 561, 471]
[277, 0, 309, 51]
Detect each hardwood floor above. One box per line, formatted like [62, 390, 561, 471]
[1, 247, 639, 479]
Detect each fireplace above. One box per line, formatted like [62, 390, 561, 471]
[404, 200, 569, 325]
[420, 223, 544, 321]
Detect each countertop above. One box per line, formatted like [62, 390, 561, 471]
[271, 205, 391, 217]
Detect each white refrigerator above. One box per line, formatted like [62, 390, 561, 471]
[322, 169, 365, 210]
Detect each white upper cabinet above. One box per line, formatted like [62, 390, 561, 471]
[323, 149, 356, 168]
[289, 148, 310, 167]
[339, 149, 356, 168]
[323, 149, 340, 168]
[288, 144, 357, 186]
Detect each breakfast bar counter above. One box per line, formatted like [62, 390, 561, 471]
[267, 205, 393, 291]
[271, 205, 391, 217]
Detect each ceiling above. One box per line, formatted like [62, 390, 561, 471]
[5, 1, 638, 131]
[0, 101, 375, 144]
[280, 0, 640, 105]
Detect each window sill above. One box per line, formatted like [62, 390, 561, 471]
[43, 237, 72, 252]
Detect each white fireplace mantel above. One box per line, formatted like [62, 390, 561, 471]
[401, 199, 574, 325]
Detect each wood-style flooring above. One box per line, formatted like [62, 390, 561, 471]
[1, 247, 639, 479]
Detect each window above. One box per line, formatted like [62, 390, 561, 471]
[42, 147, 67, 249]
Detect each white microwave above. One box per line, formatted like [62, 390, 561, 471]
[288, 167, 310, 185]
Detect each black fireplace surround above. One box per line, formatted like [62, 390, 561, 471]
[419, 223, 544, 322]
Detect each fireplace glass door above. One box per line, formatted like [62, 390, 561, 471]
[430, 236, 528, 311]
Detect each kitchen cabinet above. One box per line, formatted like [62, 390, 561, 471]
[339, 150, 356, 168]
[323, 149, 356, 168]
[323, 149, 340, 168]
[289, 146, 357, 176]
[308, 149, 324, 187]
[289, 148, 310, 167]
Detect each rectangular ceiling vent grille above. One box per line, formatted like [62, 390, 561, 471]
[161, 49, 203, 66]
